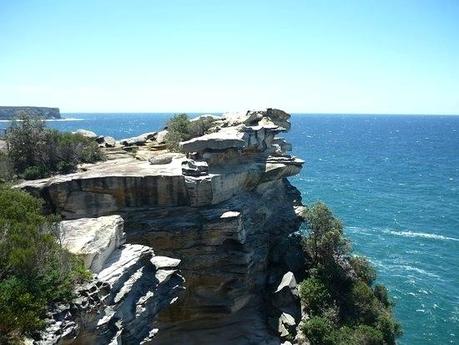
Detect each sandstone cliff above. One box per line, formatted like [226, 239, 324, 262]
[0, 106, 61, 120]
[20, 109, 307, 345]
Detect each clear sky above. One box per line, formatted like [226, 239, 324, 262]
[0, 0, 458, 114]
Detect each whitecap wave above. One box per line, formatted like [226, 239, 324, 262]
[396, 265, 440, 278]
[383, 230, 459, 242]
[46, 118, 84, 122]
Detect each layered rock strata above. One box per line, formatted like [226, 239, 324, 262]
[35, 217, 184, 345]
[21, 108, 307, 345]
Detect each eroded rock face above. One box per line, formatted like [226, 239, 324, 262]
[59, 215, 125, 273]
[22, 109, 306, 345]
[34, 236, 184, 345]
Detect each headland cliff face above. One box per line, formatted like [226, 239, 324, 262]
[0, 106, 61, 120]
[20, 109, 307, 345]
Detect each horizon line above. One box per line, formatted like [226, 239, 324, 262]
[61, 111, 459, 116]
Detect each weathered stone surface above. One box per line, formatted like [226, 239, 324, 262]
[180, 127, 246, 153]
[73, 129, 98, 138]
[96, 135, 116, 147]
[223, 108, 290, 130]
[18, 153, 303, 215]
[123, 179, 304, 345]
[34, 244, 185, 345]
[120, 132, 157, 146]
[181, 159, 209, 176]
[155, 130, 168, 144]
[0, 139, 6, 152]
[149, 152, 184, 165]
[190, 114, 221, 122]
[59, 215, 125, 273]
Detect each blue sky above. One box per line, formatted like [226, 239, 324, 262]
[0, 0, 458, 114]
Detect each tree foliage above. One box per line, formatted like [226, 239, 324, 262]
[0, 186, 89, 341]
[5, 113, 104, 180]
[164, 114, 214, 152]
[299, 202, 401, 345]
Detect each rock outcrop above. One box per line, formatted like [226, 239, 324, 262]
[20, 108, 307, 345]
[35, 219, 184, 345]
[0, 106, 61, 120]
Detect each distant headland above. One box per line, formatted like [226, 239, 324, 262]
[0, 106, 61, 120]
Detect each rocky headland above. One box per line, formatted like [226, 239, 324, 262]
[19, 109, 308, 345]
[0, 106, 61, 120]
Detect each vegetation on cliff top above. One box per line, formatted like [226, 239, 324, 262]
[0, 186, 89, 344]
[299, 202, 401, 345]
[0, 113, 104, 181]
[164, 113, 214, 152]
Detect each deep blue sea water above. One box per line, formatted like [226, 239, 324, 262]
[1, 113, 458, 344]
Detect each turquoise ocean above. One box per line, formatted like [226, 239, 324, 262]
[1, 113, 458, 344]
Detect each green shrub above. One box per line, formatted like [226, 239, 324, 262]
[0, 186, 89, 338]
[0, 151, 14, 183]
[299, 202, 401, 345]
[352, 325, 384, 345]
[346, 278, 381, 324]
[299, 276, 332, 316]
[350, 256, 377, 285]
[376, 314, 402, 345]
[301, 316, 335, 345]
[373, 284, 392, 309]
[164, 114, 214, 152]
[301, 202, 350, 267]
[5, 113, 104, 180]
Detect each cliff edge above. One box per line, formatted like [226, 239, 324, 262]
[20, 109, 307, 345]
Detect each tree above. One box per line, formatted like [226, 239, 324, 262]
[298, 202, 401, 345]
[302, 202, 350, 267]
[5, 113, 104, 180]
[164, 114, 214, 152]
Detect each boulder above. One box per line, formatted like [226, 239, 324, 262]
[59, 215, 125, 273]
[182, 159, 209, 176]
[155, 130, 168, 144]
[73, 129, 97, 138]
[120, 132, 157, 146]
[190, 114, 221, 122]
[149, 152, 184, 165]
[223, 108, 291, 131]
[180, 128, 246, 153]
[272, 271, 301, 321]
[96, 136, 116, 147]
[278, 312, 296, 338]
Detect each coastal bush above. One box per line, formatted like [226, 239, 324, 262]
[0, 151, 14, 182]
[164, 113, 214, 151]
[299, 202, 401, 345]
[301, 316, 335, 345]
[373, 284, 392, 308]
[0, 186, 89, 341]
[299, 276, 332, 315]
[350, 256, 377, 285]
[5, 113, 104, 180]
